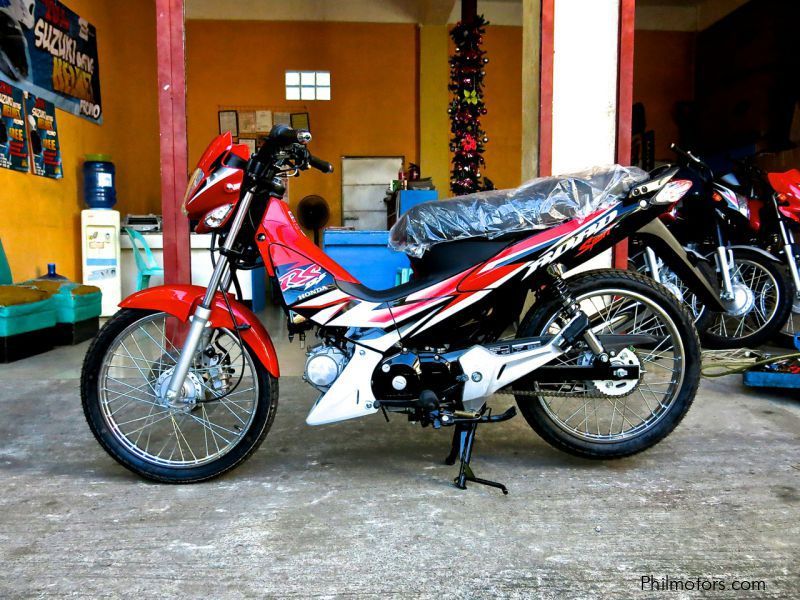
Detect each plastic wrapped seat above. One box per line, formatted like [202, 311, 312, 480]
[389, 165, 648, 257]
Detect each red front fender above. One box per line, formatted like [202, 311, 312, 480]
[119, 285, 280, 378]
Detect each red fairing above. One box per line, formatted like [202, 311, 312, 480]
[257, 200, 357, 283]
[185, 134, 251, 223]
[748, 198, 764, 231]
[120, 285, 280, 377]
[768, 169, 800, 197]
[768, 169, 800, 224]
[197, 132, 234, 173]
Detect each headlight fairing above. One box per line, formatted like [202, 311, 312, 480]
[182, 168, 205, 216]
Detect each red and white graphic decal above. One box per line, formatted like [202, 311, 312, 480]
[279, 265, 327, 292]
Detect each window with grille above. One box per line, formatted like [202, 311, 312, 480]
[285, 71, 331, 101]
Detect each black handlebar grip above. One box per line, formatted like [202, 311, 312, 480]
[309, 155, 334, 174]
[269, 124, 302, 145]
[670, 143, 692, 160]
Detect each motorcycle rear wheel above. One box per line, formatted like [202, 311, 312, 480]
[514, 270, 700, 459]
[81, 309, 278, 483]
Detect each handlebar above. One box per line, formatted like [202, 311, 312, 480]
[269, 124, 308, 146]
[309, 154, 334, 173]
[670, 143, 714, 182]
[257, 124, 334, 174]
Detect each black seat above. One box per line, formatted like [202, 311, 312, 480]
[389, 165, 647, 256]
[336, 235, 524, 303]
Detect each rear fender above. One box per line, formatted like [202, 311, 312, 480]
[119, 285, 280, 377]
[635, 220, 726, 311]
[724, 245, 783, 264]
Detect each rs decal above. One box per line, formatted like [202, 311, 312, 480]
[279, 264, 327, 291]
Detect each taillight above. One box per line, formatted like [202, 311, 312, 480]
[653, 179, 693, 205]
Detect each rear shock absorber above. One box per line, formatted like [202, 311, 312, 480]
[548, 264, 580, 317]
[546, 264, 607, 359]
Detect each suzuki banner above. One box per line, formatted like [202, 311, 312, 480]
[0, 0, 102, 124]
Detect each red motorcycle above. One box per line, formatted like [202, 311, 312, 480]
[80, 125, 720, 491]
[726, 161, 800, 346]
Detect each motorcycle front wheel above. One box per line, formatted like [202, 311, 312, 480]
[514, 270, 700, 459]
[628, 246, 715, 334]
[701, 248, 794, 349]
[773, 262, 800, 348]
[81, 309, 278, 483]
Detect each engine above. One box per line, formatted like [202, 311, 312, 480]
[371, 349, 465, 403]
[303, 343, 349, 392]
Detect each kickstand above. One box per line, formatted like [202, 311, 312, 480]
[449, 421, 508, 495]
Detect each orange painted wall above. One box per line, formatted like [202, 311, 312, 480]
[0, 0, 161, 281]
[633, 30, 696, 161]
[479, 26, 523, 190]
[185, 21, 419, 226]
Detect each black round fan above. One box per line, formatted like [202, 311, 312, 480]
[297, 195, 330, 246]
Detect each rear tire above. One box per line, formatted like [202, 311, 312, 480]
[81, 309, 278, 483]
[514, 270, 700, 459]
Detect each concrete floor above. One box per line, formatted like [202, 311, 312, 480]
[1, 334, 799, 598]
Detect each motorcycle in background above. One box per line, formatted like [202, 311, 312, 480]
[722, 159, 800, 346]
[630, 145, 794, 349]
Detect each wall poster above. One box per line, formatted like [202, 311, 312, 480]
[24, 90, 61, 178]
[0, 0, 102, 123]
[0, 79, 28, 172]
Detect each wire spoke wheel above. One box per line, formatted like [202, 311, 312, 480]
[708, 258, 779, 340]
[774, 260, 800, 347]
[628, 249, 707, 324]
[82, 309, 277, 482]
[98, 313, 258, 467]
[779, 301, 800, 340]
[514, 271, 700, 459]
[535, 289, 684, 443]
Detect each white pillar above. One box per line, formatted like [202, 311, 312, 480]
[549, 0, 621, 271]
[551, 0, 620, 174]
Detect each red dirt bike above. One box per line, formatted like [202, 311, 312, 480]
[80, 125, 721, 492]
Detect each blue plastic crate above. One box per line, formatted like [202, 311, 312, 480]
[743, 370, 800, 389]
[322, 230, 410, 290]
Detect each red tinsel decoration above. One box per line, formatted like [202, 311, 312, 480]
[448, 15, 493, 196]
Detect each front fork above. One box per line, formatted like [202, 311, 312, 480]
[164, 191, 254, 402]
[715, 246, 736, 301]
[778, 218, 800, 301]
